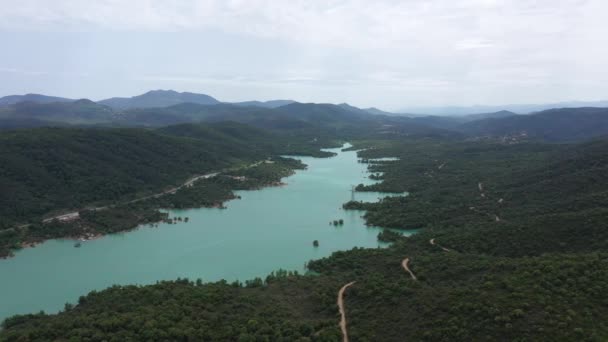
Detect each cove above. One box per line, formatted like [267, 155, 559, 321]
[0, 145, 415, 322]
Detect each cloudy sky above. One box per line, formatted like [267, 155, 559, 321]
[0, 0, 606, 110]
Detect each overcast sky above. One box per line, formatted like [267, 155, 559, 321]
[0, 0, 606, 110]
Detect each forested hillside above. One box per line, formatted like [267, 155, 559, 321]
[3, 136, 608, 341]
[1, 92, 607, 143]
[0, 100, 114, 125]
[0, 94, 74, 106]
[460, 107, 608, 142]
[98, 90, 220, 109]
[0, 122, 325, 229]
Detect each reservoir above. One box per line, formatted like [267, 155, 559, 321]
[0, 145, 413, 321]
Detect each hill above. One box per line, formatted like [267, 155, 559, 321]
[460, 107, 608, 142]
[99, 90, 220, 109]
[119, 103, 297, 129]
[118, 102, 455, 140]
[231, 100, 295, 108]
[398, 100, 608, 115]
[0, 94, 74, 106]
[401, 111, 517, 131]
[3, 136, 608, 340]
[0, 123, 290, 229]
[463, 110, 516, 120]
[9, 98, 607, 144]
[0, 99, 114, 126]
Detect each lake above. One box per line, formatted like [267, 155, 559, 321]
[0, 144, 413, 321]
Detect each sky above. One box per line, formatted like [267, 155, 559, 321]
[0, 0, 606, 110]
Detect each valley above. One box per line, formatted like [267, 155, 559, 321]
[0, 90, 607, 341]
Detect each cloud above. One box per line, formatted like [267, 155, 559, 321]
[0, 67, 49, 76]
[454, 39, 495, 50]
[0, 1, 606, 107]
[0, 1, 603, 49]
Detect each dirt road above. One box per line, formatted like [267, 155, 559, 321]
[430, 238, 451, 252]
[401, 258, 417, 281]
[41, 171, 223, 224]
[338, 281, 356, 342]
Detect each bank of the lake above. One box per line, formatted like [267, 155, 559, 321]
[0, 145, 414, 322]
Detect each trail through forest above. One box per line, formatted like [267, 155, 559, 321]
[338, 281, 356, 342]
[430, 238, 451, 252]
[401, 258, 417, 281]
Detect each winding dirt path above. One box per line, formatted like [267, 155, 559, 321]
[41, 171, 220, 224]
[40, 160, 270, 225]
[401, 258, 417, 281]
[338, 281, 356, 342]
[430, 238, 451, 252]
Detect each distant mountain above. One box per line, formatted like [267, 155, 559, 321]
[0, 94, 74, 106]
[99, 90, 220, 109]
[283, 103, 370, 122]
[363, 107, 397, 116]
[0, 96, 460, 138]
[0, 99, 114, 126]
[410, 115, 465, 130]
[0, 118, 70, 131]
[460, 107, 608, 142]
[398, 101, 608, 115]
[231, 100, 295, 108]
[118, 101, 453, 138]
[464, 110, 517, 120]
[337, 103, 368, 113]
[119, 103, 291, 128]
[406, 111, 516, 130]
[119, 102, 368, 130]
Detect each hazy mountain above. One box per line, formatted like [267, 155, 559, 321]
[284, 103, 370, 122]
[410, 115, 465, 129]
[5, 91, 605, 143]
[0, 118, 70, 131]
[363, 107, 397, 116]
[0, 99, 114, 126]
[405, 111, 516, 130]
[398, 101, 608, 115]
[0, 94, 74, 106]
[463, 110, 517, 120]
[119, 103, 287, 128]
[120, 102, 370, 130]
[460, 107, 608, 142]
[337, 103, 368, 113]
[231, 100, 296, 108]
[99, 90, 220, 109]
[118, 101, 453, 138]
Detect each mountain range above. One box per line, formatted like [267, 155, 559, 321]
[1, 90, 607, 142]
[397, 100, 608, 115]
[0, 94, 74, 106]
[0, 90, 295, 111]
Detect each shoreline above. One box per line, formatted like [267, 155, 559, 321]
[1, 174, 299, 260]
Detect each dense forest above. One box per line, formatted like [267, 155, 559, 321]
[3, 92, 608, 143]
[0, 122, 333, 257]
[3, 133, 608, 341]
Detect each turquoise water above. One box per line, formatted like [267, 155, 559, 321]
[0, 145, 414, 321]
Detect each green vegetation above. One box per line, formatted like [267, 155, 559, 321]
[3, 120, 608, 340]
[0, 155, 307, 258]
[0, 123, 327, 257]
[0, 278, 343, 342]
[460, 107, 608, 142]
[376, 229, 403, 242]
[331, 219, 344, 226]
